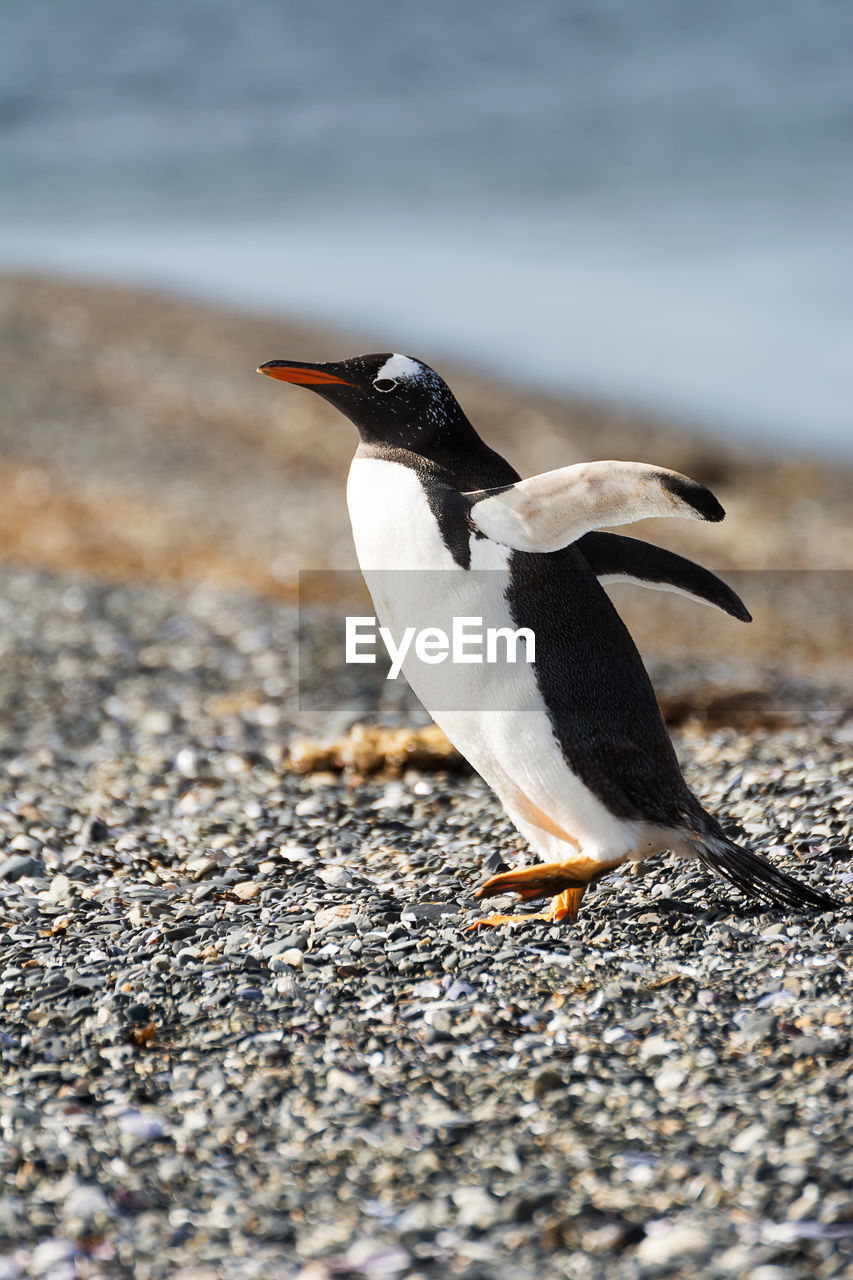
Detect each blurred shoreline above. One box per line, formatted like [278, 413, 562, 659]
[1, 270, 850, 679]
[4, 1, 853, 459]
[5, 210, 853, 462]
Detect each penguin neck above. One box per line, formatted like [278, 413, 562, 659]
[354, 422, 519, 492]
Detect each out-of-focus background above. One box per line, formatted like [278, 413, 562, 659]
[2, 0, 852, 453]
[0, 0, 850, 670]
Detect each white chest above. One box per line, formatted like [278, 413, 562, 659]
[346, 455, 457, 572]
[346, 454, 512, 626]
[344, 453, 638, 861]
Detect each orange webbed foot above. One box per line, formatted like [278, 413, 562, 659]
[466, 885, 587, 931]
[468, 855, 626, 930]
[476, 860, 588, 901]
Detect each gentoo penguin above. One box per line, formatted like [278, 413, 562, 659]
[258, 353, 836, 924]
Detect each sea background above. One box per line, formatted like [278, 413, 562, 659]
[1, 0, 851, 457]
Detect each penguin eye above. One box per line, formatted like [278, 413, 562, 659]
[373, 377, 398, 393]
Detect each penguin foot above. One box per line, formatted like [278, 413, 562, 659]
[476, 856, 626, 900]
[468, 855, 628, 929]
[476, 860, 588, 901]
[466, 886, 586, 930]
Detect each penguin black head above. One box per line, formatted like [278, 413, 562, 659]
[258, 352, 484, 462]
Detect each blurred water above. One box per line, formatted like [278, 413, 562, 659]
[1, 0, 851, 455]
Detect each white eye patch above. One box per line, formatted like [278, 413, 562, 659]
[375, 353, 421, 382]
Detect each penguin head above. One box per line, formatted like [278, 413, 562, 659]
[258, 352, 476, 457]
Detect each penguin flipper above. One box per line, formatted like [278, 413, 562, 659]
[467, 460, 724, 553]
[577, 531, 752, 622]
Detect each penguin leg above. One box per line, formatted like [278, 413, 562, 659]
[467, 857, 624, 929]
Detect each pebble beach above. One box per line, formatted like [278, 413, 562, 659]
[0, 274, 851, 1280]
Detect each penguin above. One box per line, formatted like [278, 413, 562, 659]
[258, 352, 836, 924]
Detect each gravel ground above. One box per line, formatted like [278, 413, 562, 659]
[1, 566, 851, 1280]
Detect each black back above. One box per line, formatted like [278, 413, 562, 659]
[505, 545, 704, 828]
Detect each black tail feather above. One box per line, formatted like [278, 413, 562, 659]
[692, 833, 838, 912]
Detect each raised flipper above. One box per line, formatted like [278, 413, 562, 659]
[467, 460, 724, 554]
[577, 531, 751, 622]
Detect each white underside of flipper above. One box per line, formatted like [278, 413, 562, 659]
[599, 573, 734, 615]
[468, 460, 720, 553]
[347, 455, 683, 868]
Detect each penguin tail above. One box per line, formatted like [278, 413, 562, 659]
[689, 830, 838, 912]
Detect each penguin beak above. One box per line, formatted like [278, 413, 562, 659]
[257, 360, 355, 388]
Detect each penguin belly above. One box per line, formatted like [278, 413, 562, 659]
[346, 455, 654, 865]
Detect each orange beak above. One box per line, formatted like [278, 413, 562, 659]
[257, 361, 355, 388]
